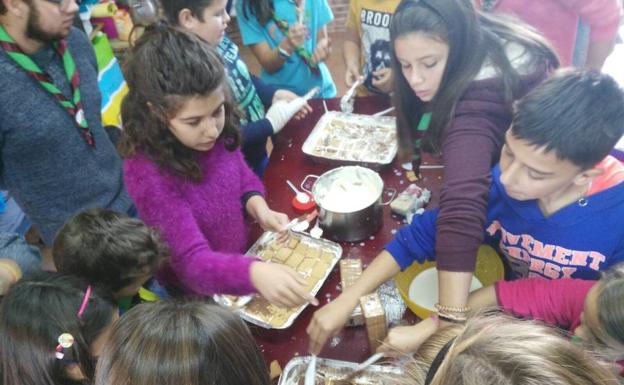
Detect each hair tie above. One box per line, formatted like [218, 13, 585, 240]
[76, 285, 91, 318]
[55, 285, 92, 360]
[424, 337, 456, 385]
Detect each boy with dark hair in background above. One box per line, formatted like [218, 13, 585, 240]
[308, 69, 624, 354]
[53, 208, 168, 309]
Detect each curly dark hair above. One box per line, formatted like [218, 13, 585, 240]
[119, 23, 241, 182]
[53, 208, 169, 295]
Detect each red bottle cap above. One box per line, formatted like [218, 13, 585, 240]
[292, 192, 316, 212]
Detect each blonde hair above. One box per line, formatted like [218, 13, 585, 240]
[396, 313, 619, 385]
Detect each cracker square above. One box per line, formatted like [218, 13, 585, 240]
[273, 247, 292, 263]
[306, 246, 322, 259]
[294, 243, 309, 255]
[287, 237, 299, 249]
[297, 258, 317, 274]
[285, 252, 305, 269]
[311, 261, 330, 279]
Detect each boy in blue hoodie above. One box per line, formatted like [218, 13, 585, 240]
[307, 69, 624, 354]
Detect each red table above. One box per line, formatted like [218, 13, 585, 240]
[250, 96, 444, 370]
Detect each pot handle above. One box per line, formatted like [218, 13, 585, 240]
[300, 175, 320, 194]
[381, 187, 397, 205]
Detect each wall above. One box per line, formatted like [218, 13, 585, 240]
[327, 0, 349, 32]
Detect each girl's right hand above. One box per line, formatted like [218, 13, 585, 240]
[345, 66, 361, 88]
[250, 261, 319, 308]
[287, 22, 307, 48]
[306, 295, 357, 355]
[377, 321, 437, 354]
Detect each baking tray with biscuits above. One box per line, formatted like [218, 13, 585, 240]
[214, 230, 342, 329]
[302, 111, 397, 165]
[278, 356, 403, 385]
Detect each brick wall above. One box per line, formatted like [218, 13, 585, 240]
[328, 0, 349, 32]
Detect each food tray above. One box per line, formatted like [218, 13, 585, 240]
[302, 111, 397, 165]
[278, 356, 403, 385]
[214, 230, 342, 329]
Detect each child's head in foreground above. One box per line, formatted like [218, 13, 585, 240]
[0, 272, 117, 385]
[574, 263, 624, 362]
[404, 313, 619, 385]
[94, 299, 270, 385]
[118, 23, 240, 182]
[500, 69, 624, 203]
[161, 0, 230, 45]
[53, 208, 168, 299]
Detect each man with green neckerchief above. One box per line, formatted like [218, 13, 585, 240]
[0, 0, 134, 246]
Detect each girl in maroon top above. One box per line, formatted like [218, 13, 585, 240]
[307, 0, 558, 354]
[387, 0, 557, 333]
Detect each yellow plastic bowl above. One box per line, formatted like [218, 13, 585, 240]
[395, 245, 505, 319]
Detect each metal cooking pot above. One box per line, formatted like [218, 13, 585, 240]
[302, 166, 395, 242]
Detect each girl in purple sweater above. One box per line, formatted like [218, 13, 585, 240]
[119, 25, 316, 308]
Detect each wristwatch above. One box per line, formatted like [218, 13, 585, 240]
[278, 45, 291, 59]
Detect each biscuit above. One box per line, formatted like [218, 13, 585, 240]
[259, 250, 275, 262]
[297, 258, 317, 274]
[294, 243, 309, 256]
[285, 252, 305, 269]
[273, 247, 292, 263]
[287, 237, 299, 249]
[321, 251, 335, 264]
[311, 261, 329, 279]
[307, 246, 322, 259]
[266, 240, 281, 251]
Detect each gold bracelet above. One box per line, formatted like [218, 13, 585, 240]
[436, 309, 468, 323]
[437, 313, 467, 324]
[435, 303, 470, 314]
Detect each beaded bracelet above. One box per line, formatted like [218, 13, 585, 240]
[437, 313, 467, 324]
[435, 302, 471, 314]
[436, 308, 468, 322]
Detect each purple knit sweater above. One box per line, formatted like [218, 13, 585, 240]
[123, 139, 265, 296]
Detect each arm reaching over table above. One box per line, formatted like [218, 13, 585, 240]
[307, 251, 401, 355]
[378, 315, 438, 354]
[307, 207, 439, 354]
[378, 285, 497, 353]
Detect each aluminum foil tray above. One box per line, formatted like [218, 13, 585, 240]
[214, 230, 342, 329]
[302, 111, 397, 165]
[278, 356, 403, 385]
